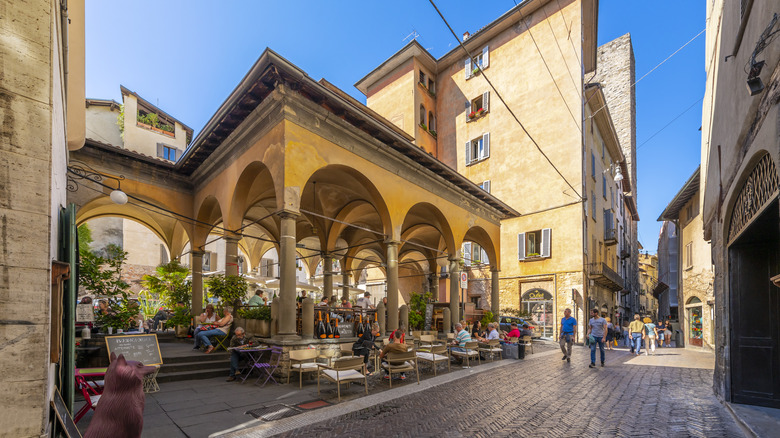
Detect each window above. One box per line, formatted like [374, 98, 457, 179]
[465, 92, 490, 122]
[428, 111, 435, 131]
[203, 251, 217, 271]
[591, 152, 596, 179]
[465, 133, 490, 165]
[428, 78, 435, 94]
[591, 191, 596, 218]
[419, 104, 426, 127]
[463, 242, 486, 266]
[464, 46, 490, 79]
[260, 258, 275, 277]
[602, 175, 607, 199]
[419, 70, 426, 85]
[157, 143, 179, 162]
[686, 201, 699, 222]
[479, 180, 491, 193]
[159, 244, 169, 265]
[517, 228, 551, 260]
[685, 242, 693, 269]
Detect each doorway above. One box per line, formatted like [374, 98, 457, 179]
[728, 199, 780, 408]
[521, 288, 553, 338]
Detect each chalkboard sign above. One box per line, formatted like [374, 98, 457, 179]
[424, 304, 434, 331]
[51, 388, 82, 438]
[105, 334, 163, 366]
[76, 304, 94, 322]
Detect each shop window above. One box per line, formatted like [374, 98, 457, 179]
[687, 296, 703, 346]
[518, 228, 551, 260]
[465, 133, 490, 165]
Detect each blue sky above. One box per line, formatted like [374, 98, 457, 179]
[85, 0, 705, 253]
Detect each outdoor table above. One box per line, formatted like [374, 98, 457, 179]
[76, 367, 107, 393]
[230, 347, 271, 384]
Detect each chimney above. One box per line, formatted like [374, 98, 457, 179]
[463, 31, 470, 41]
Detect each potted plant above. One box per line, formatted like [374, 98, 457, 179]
[420, 122, 427, 131]
[238, 305, 271, 337]
[468, 111, 477, 119]
[206, 274, 249, 311]
[168, 307, 192, 338]
[429, 130, 437, 137]
[472, 67, 480, 75]
[477, 108, 485, 115]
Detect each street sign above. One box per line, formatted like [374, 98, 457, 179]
[460, 272, 468, 289]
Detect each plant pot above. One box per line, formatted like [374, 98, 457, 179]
[245, 319, 259, 336]
[175, 324, 188, 338]
[259, 320, 271, 337]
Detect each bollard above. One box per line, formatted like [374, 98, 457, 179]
[399, 305, 409, 332]
[443, 308, 451, 334]
[377, 301, 386, 335]
[302, 298, 314, 338]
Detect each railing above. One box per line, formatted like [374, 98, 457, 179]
[604, 227, 618, 245]
[588, 262, 624, 291]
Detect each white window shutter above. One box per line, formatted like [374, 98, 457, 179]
[465, 100, 471, 122]
[482, 46, 489, 67]
[156, 143, 164, 158]
[483, 180, 491, 193]
[465, 141, 472, 166]
[518, 233, 526, 260]
[483, 91, 490, 112]
[482, 132, 490, 158]
[463, 242, 472, 266]
[541, 228, 551, 258]
[465, 57, 472, 79]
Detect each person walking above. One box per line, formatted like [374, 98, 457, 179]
[664, 321, 673, 347]
[587, 309, 607, 368]
[605, 317, 615, 351]
[628, 314, 644, 356]
[559, 308, 577, 363]
[643, 318, 658, 355]
[656, 320, 666, 348]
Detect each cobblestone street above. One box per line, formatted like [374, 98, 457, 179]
[222, 344, 742, 438]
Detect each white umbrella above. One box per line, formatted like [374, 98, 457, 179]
[264, 278, 321, 292]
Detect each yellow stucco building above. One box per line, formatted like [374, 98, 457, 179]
[356, 0, 639, 339]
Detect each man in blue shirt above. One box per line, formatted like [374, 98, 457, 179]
[559, 308, 577, 363]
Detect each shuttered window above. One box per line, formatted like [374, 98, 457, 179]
[465, 133, 490, 165]
[157, 142, 179, 162]
[465, 46, 490, 79]
[518, 228, 551, 260]
[480, 180, 491, 193]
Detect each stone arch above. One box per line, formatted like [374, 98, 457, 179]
[194, 195, 224, 249]
[723, 150, 779, 244]
[399, 202, 457, 259]
[463, 225, 498, 268]
[228, 161, 278, 231]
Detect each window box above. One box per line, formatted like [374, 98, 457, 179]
[468, 112, 477, 119]
[428, 130, 437, 138]
[419, 122, 428, 131]
[137, 121, 175, 138]
[466, 92, 490, 123]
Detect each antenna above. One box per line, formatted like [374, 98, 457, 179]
[403, 29, 420, 42]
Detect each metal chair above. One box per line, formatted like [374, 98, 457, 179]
[287, 348, 319, 388]
[520, 335, 534, 354]
[381, 350, 420, 388]
[254, 346, 283, 386]
[74, 375, 101, 423]
[416, 344, 451, 376]
[317, 357, 368, 402]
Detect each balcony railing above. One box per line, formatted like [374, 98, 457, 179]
[604, 228, 618, 246]
[588, 262, 624, 291]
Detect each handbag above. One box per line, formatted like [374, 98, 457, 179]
[587, 334, 596, 345]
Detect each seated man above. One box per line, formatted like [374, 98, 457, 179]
[519, 323, 534, 338]
[501, 323, 521, 344]
[196, 307, 233, 354]
[226, 327, 255, 382]
[247, 289, 266, 306]
[450, 323, 472, 363]
[380, 328, 408, 380]
[484, 323, 500, 341]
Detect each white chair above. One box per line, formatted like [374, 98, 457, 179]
[317, 357, 368, 402]
[478, 339, 503, 361]
[450, 341, 480, 368]
[416, 344, 451, 376]
[381, 350, 420, 388]
[287, 349, 319, 388]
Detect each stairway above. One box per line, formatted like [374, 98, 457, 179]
[155, 332, 231, 383]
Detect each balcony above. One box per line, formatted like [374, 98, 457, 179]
[588, 262, 624, 291]
[604, 228, 618, 246]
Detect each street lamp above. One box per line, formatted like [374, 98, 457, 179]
[613, 166, 624, 183]
[110, 188, 128, 205]
[67, 162, 128, 204]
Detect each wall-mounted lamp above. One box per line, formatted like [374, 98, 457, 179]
[110, 187, 128, 205]
[747, 60, 765, 96]
[603, 163, 624, 183]
[67, 162, 128, 205]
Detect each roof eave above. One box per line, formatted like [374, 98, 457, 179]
[120, 85, 194, 133]
[657, 167, 701, 221]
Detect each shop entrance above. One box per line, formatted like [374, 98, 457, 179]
[728, 199, 780, 408]
[685, 296, 703, 347]
[522, 289, 553, 338]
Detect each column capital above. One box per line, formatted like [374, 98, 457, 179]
[384, 239, 400, 247]
[223, 233, 242, 243]
[191, 249, 205, 257]
[490, 267, 500, 273]
[277, 210, 300, 220]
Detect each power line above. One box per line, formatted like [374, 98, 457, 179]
[637, 97, 703, 151]
[588, 28, 705, 119]
[539, 1, 581, 98]
[428, 0, 582, 199]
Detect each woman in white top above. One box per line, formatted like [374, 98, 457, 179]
[197, 307, 234, 354]
[193, 304, 218, 350]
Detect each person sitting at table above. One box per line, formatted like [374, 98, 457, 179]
[389, 327, 405, 343]
[380, 328, 409, 380]
[502, 323, 521, 343]
[353, 322, 380, 374]
[151, 306, 169, 332]
[340, 298, 352, 309]
[193, 304, 218, 350]
[318, 296, 330, 307]
[226, 327, 255, 382]
[519, 323, 533, 338]
[471, 321, 484, 341]
[247, 289, 267, 307]
[197, 307, 233, 354]
[450, 323, 471, 363]
[484, 323, 500, 341]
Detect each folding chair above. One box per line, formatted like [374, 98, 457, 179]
[450, 341, 480, 368]
[254, 346, 283, 386]
[520, 335, 534, 354]
[211, 334, 230, 351]
[74, 375, 101, 423]
[287, 348, 319, 388]
[416, 344, 451, 376]
[478, 339, 503, 361]
[317, 357, 368, 402]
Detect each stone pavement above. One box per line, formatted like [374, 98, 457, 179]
[218, 344, 743, 438]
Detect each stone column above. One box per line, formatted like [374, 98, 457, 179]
[386, 241, 399, 333]
[491, 268, 500, 322]
[302, 298, 314, 338]
[449, 258, 460, 332]
[341, 269, 350, 301]
[224, 234, 240, 277]
[431, 271, 439, 301]
[376, 301, 386, 334]
[399, 305, 409, 332]
[191, 251, 204, 316]
[277, 212, 300, 339]
[443, 308, 451, 334]
[323, 254, 333, 300]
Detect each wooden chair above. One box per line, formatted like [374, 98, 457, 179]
[508, 336, 519, 343]
[317, 357, 368, 402]
[418, 334, 439, 352]
[287, 349, 319, 388]
[416, 344, 450, 376]
[450, 341, 480, 368]
[520, 335, 534, 354]
[339, 343, 354, 358]
[381, 350, 420, 388]
[478, 339, 503, 361]
[317, 347, 337, 366]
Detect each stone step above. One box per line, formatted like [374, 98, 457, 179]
[159, 359, 227, 374]
[156, 368, 228, 384]
[162, 351, 230, 364]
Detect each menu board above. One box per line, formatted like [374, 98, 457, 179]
[105, 334, 163, 366]
[76, 304, 94, 322]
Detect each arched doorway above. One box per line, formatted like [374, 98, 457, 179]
[685, 296, 703, 347]
[521, 288, 553, 338]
